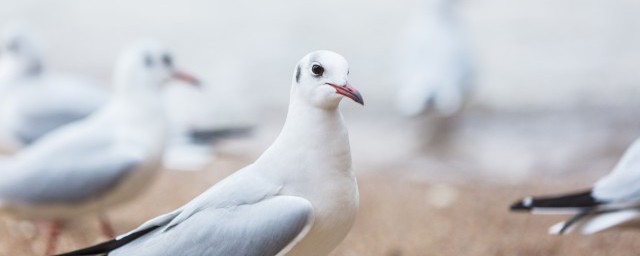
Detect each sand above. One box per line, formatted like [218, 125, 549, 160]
[1, 153, 640, 256]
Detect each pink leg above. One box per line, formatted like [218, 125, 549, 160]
[43, 221, 61, 256]
[98, 215, 115, 239]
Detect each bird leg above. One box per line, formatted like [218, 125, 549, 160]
[43, 221, 61, 256]
[98, 214, 115, 239]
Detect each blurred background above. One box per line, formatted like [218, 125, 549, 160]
[1, 0, 640, 255]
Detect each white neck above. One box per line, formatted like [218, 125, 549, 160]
[257, 88, 352, 176]
[108, 82, 167, 153]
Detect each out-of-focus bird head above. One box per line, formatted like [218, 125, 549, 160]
[292, 50, 363, 109]
[0, 23, 44, 79]
[114, 39, 199, 94]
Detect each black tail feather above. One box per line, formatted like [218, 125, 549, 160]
[55, 225, 159, 256]
[510, 189, 601, 211]
[188, 126, 253, 145]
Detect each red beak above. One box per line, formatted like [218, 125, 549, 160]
[173, 70, 201, 87]
[327, 82, 364, 105]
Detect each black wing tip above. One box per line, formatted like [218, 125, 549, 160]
[188, 126, 254, 144]
[510, 199, 533, 211]
[509, 189, 599, 212]
[55, 225, 160, 256]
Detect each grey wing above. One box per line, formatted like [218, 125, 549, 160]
[12, 94, 101, 144]
[0, 133, 144, 204]
[14, 109, 91, 145]
[110, 196, 313, 256]
[593, 138, 640, 202]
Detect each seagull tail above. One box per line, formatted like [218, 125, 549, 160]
[579, 210, 640, 235]
[510, 189, 600, 214]
[54, 225, 159, 256]
[548, 211, 591, 235]
[548, 210, 640, 235]
[188, 126, 254, 145]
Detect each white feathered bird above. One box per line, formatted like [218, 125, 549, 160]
[395, 0, 473, 117]
[58, 50, 363, 256]
[511, 138, 640, 235]
[0, 40, 199, 255]
[0, 23, 109, 151]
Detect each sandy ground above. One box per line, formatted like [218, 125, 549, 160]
[1, 151, 640, 256]
[0, 109, 639, 256]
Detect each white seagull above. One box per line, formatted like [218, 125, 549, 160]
[0, 23, 109, 151]
[58, 50, 364, 256]
[395, 0, 473, 117]
[162, 83, 254, 171]
[511, 137, 640, 235]
[0, 40, 199, 255]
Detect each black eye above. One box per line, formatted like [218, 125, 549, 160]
[7, 40, 20, 53]
[311, 64, 324, 76]
[162, 54, 173, 67]
[144, 54, 153, 67]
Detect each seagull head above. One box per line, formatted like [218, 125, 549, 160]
[0, 23, 43, 78]
[292, 50, 363, 109]
[114, 39, 199, 93]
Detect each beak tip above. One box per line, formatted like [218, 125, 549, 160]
[354, 92, 364, 106]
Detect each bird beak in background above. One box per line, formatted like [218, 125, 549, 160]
[172, 70, 201, 87]
[327, 82, 364, 105]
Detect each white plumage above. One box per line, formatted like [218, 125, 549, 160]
[0, 23, 109, 151]
[59, 50, 363, 256]
[511, 137, 640, 235]
[395, 0, 473, 117]
[0, 40, 199, 255]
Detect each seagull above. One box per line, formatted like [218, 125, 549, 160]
[162, 125, 253, 171]
[57, 50, 364, 256]
[0, 23, 109, 151]
[0, 40, 199, 255]
[162, 83, 254, 171]
[511, 137, 640, 235]
[395, 0, 473, 117]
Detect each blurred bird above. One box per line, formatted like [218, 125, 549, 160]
[0, 23, 109, 151]
[511, 138, 640, 235]
[58, 50, 363, 256]
[0, 40, 199, 255]
[395, 0, 473, 117]
[162, 83, 254, 171]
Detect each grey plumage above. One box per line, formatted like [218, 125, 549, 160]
[0, 114, 144, 205]
[58, 171, 314, 256]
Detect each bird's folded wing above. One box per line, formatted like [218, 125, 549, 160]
[0, 140, 144, 204]
[579, 209, 640, 234]
[57, 195, 314, 256]
[549, 209, 640, 235]
[593, 138, 640, 202]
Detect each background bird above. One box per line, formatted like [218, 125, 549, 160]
[394, 0, 473, 117]
[0, 40, 199, 255]
[0, 23, 109, 152]
[58, 50, 363, 256]
[511, 137, 640, 235]
[162, 82, 254, 171]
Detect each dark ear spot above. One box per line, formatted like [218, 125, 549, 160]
[7, 39, 20, 52]
[27, 61, 42, 76]
[144, 54, 153, 67]
[295, 65, 301, 83]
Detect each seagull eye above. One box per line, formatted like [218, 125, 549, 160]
[162, 54, 173, 67]
[311, 64, 324, 76]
